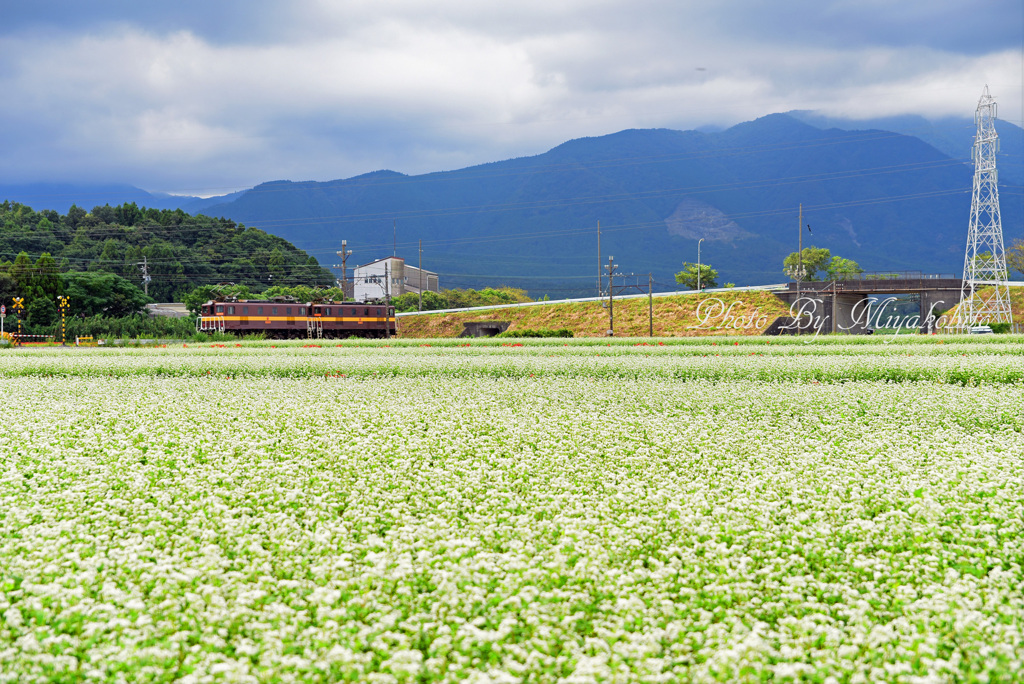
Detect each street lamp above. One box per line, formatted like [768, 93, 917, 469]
[785, 264, 807, 283]
[785, 263, 808, 333]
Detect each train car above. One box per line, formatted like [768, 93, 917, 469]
[307, 301, 396, 338]
[197, 296, 396, 338]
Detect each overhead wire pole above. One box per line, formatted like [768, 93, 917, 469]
[138, 257, 151, 296]
[648, 273, 653, 337]
[605, 255, 617, 336]
[597, 220, 602, 296]
[335, 240, 353, 300]
[697, 238, 704, 291]
[798, 204, 803, 302]
[384, 262, 392, 340]
[418, 239, 423, 312]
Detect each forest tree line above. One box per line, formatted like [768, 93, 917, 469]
[0, 201, 534, 337]
[0, 201, 335, 335]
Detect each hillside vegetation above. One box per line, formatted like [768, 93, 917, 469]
[397, 290, 791, 338]
[938, 286, 1024, 331]
[0, 201, 334, 306]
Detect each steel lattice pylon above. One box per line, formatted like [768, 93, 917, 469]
[958, 85, 1013, 330]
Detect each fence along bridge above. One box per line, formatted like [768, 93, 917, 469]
[775, 272, 964, 333]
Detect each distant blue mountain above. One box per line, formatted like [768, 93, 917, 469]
[5, 113, 1019, 295]
[199, 114, 1011, 294]
[0, 183, 207, 214]
[787, 111, 1024, 185]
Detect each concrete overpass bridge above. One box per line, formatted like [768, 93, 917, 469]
[774, 272, 963, 333]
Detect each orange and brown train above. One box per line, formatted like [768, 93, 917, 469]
[197, 296, 396, 339]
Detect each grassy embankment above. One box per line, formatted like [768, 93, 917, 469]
[398, 290, 791, 338]
[937, 286, 1024, 330]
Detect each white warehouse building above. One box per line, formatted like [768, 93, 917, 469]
[352, 257, 439, 302]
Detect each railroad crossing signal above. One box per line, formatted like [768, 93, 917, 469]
[57, 296, 69, 345]
[11, 298, 23, 346]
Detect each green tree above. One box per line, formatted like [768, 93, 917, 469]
[24, 297, 58, 334]
[116, 202, 142, 227]
[268, 248, 286, 280]
[392, 290, 449, 313]
[675, 262, 718, 290]
[98, 239, 125, 275]
[30, 253, 63, 301]
[182, 284, 254, 316]
[824, 256, 863, 280]
[782, 247, 832, 281]
[8, 252, 33, 296]
[65, 204, 86, 228]
[0, 271, 17, 308]
[1007, 239, 1024, 277]
[61, 271, 151, 318]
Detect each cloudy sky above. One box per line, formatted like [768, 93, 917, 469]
[0, 0, 1020, 196]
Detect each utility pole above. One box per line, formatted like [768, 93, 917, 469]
[783, 205, 812, 332]
[335, 240, 353, 300]
[797, 204, 802, 302]
[831, 280, 837, 334]
[138, 256, 151, 297]
[605, 255, 617, 336]
[697, 238, 704, 291]
[393, 220, 397, 258]
[648, 273, 653, 337]
[597, 220, 602, 296]
[384, 262, 392, 340]
[418, 239, 423, 312]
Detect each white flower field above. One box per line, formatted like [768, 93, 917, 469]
[1, 339, 1022, 682]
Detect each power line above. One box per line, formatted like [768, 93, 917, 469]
[234, 157, 970, 236]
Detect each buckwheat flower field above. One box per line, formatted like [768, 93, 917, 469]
[1, 339, 1022, 682]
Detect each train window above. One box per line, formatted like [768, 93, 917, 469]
[257, 306, 263, 315]
[216, 305, 224, 313]
[272, 307, 278, 315]
[298, 307, 305, 315]
[242, 306, 248, 315]
[352, 308, 357, 315]
[376, 308, 381, 316]
[324, 307, 331, 316]
[364, 308, 369, 316]
[227, 306, 235, 315]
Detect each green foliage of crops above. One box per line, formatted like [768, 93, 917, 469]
[3, 337, 1024, 385]
[1, 340, 1022, 681]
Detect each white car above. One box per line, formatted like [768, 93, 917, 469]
[969, 325, 994, 334]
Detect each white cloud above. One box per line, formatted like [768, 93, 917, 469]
[0, 2, 1019, 194]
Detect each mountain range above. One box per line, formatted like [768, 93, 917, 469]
[4, 113, 1022, 296]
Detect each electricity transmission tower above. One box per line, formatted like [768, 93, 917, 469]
[959, 85, 1013, 330]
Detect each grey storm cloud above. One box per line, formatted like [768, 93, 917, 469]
[0, 0, 1020, 194]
